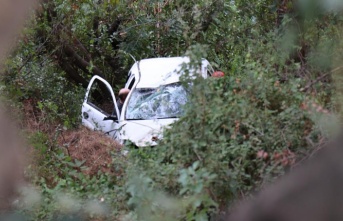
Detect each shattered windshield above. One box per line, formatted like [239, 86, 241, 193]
[126, 83, 188, 120]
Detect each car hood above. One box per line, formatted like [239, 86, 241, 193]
[119, 118, 177, 147]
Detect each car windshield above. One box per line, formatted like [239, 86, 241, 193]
[126, 82, 188, 120]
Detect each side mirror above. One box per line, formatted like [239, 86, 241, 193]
[103, 115, 118, 121]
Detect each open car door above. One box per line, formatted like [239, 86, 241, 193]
[81, 75, 120, 139]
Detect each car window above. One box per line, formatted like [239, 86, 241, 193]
[128, 77, 135, 89]
[87, 79, 114, 116]
[126, 82, 188, 120]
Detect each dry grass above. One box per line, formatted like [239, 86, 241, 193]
[22, 98, 123, 177]
[57, 127, 123, 176]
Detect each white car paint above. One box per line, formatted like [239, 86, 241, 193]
[81, 57, 213, 147]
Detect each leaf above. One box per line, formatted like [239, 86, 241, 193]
[192, 161, 200, 170]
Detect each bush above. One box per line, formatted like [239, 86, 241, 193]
[125, 68, 322, 220]
[3, 0, 342, 220]
[2, 57, 84, 128]
[19, 128, 129, 221]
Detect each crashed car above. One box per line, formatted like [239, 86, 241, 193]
[81, 57, 214, 147]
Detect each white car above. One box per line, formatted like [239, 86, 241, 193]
[81, 57, 214, 147]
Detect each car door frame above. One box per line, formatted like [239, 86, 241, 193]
[81, 75, 120, 138]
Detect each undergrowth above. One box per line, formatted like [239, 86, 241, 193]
[2, 0, 343, 220]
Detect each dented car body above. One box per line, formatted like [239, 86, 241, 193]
[81, 57, 213, 147]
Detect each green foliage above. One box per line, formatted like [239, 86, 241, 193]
[4, 0, 343, 220]
[3, 57, 84, 128]
[22, 130, 128, 221]
[124, 46, 323, 219]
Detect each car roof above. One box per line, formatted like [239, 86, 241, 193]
[129, 57, 210, 88]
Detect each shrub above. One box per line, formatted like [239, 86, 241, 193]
[125, 68, 322, 219]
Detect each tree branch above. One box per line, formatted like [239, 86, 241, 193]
[62, 44, 104, 77]
[300, 66, 343, 92]
[58, 60, 89, 88]
[108, 18, 122, 50]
